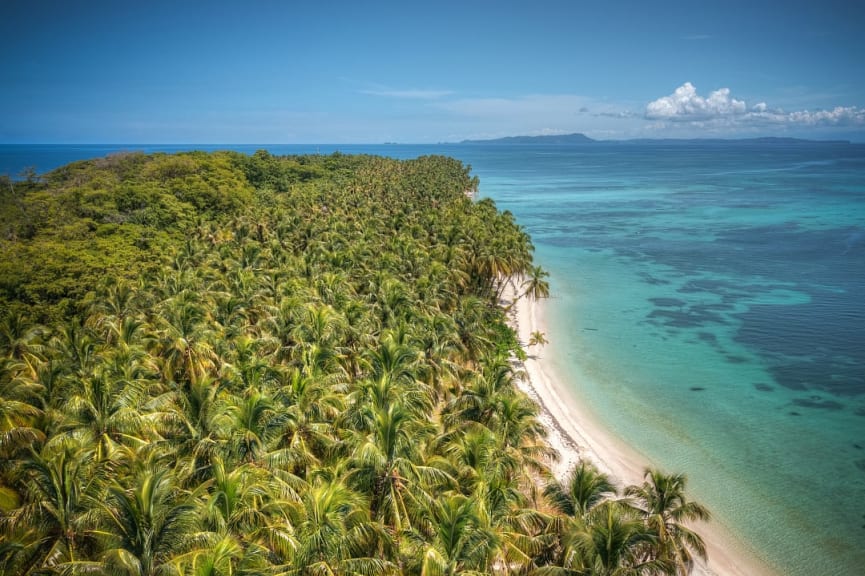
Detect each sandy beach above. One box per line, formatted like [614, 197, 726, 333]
[506, 284, 779, 576]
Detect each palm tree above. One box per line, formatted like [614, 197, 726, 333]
[452, 296, 494, 366]
[88, 280, 144, 328]
[225, 389, 289, 465]
[171, 533, 243, 576]
[58, 348, 158, 460]
[0, 312, 44, 361]
[169, 374, 230, 485]
[292, 303, 345, 350]
[410, 493, 498, 576]
[96, 461, 200, 576]
[278, 367, 343, 472]
[444, 358, 518, 428]
[5, 433, 105, 569]
[200, 457, 269, 536]
[545, 460, 617, 519]
[550, 500, 668, 576]
[283, 477, 393, 576]
[155, 296, 217, 386]
[540, 462, 674, 576]
[528, 331, 549, 347]
[0, 363, 46, 456]
[521, 265, 551, 301]
[625, 469, 710, 575]
[347, 401, 445, 534]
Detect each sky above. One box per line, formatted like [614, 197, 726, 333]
[2, 0, 865, 143]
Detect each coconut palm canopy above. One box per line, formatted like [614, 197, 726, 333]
[0, 151, 706, 574]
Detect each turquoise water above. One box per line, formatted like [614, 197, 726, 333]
[4, 142, 865, 575]
[462, 143, 865, 576]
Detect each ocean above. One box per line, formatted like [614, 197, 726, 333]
[3, 141, 865, 575]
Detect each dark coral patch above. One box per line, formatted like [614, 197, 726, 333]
[792, 398, 844, 411]
[649, 297, 686, 307]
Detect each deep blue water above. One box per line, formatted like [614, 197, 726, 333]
[4, 142, 865, 574]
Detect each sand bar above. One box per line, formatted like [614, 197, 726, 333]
[506, 283, 779, 576]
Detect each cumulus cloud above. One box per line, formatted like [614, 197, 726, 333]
[645, 82, 746, 121]
[786, 106, 865, 125]
[646, 83, 865, 129]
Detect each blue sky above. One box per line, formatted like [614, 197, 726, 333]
[2, 0, 864, 143]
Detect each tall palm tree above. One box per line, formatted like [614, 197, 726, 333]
[410, 493, 498, 576]
[539, 500, 668, 576]
[155, 296, 217, 386]
[225, 389, 289, 465]
[278, 367, 343, 472]
[171, 533, 243, 576]
[58, 348, 158, 460]
[544, 461, 617, 519]
[625, 469, 710, 575]
[521, 265, 551, 301]
[0, 312, 44, 361]
[200, 457, 269, 536]
[0, 362, 46, 456]
[96, 461, 200, 576]
[347, 400, 446, 534]
[491, 394, 553, 468]
[5, 433, 104, 570]
[169, 374, 230, 486]
[283, 477, 393, 576]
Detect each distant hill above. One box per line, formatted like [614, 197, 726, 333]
[460, 133, 596, 145]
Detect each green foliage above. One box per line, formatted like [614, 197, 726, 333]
[0, 152, 256, 322]
[0, 151, 707, 575]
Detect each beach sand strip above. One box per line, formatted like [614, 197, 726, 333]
[503, 283, 777, 576]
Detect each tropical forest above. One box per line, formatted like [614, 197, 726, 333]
[0, 151, 709, 575]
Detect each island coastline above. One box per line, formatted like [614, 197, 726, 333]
[505, 283, 779, 576]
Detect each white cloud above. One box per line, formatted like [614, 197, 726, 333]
[645, 82, 746, 121]
[786, 106, 865, 125]
[646, 83, 865, 130]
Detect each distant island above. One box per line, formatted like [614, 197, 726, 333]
[460, 133, 596, 145]
[459, 133, 851, 145]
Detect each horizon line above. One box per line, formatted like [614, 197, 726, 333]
[1, 135, 863, 146]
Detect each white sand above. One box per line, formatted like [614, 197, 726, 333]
[505, 283, 778, 576]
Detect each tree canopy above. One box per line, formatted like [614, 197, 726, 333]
[0, 150, 706, 575]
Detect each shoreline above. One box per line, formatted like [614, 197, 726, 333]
[505, 284, 778, 576]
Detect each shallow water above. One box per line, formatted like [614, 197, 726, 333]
[5, 141, 865, 575]
[463, 142, 865, 576]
